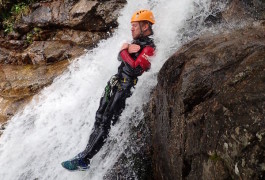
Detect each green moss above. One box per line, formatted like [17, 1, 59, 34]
[26, 32, 33, 43]
[3, 19, 13, 33]
[2, 2, 30, 34]
[33, 27, 41, 33]
[1, 0, 40, 34]
[25, 27, 41, 44]
[209, 153, 221, 162]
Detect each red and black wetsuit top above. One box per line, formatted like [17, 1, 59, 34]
[117, 36, 155, 80]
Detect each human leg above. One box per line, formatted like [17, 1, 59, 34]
[61, 79, 114, 171]
[61, 78, 133, 171]
[78, 84, 132, 161]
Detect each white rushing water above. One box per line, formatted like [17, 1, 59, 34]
[0, 0, 218, 179]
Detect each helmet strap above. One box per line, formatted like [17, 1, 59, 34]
[139, 21, 153, 38]
[139, 22, 144, 38]
[148, 22, 154, 35]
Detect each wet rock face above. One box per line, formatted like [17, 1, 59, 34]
[15, 0, 125, 32]
[207, 0, 265, 26]
[0, 0, 126, 123]
[0, 0, 126, 65]
[0, 40, 84, 65]
[104, 117, 153, 180]
[0, 61, 70, 123]
[240, 0, 265, 19]
[147, 23, 265, 180]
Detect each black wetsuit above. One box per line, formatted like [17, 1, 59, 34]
[78, 36, 155, 163]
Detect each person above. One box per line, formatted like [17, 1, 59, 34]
[61, 9, 156, 171]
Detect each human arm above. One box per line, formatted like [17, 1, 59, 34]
[119, 46, 154, 71]
[118, 43, 140, 62]
[120, 43, 140, 53]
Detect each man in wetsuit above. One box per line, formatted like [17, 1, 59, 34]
[61, 9, 156, 171]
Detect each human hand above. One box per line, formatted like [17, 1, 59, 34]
[128, 44, 140, 54]
[121, 43, 129, 51]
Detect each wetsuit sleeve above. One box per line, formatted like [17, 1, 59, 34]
[117, 53, 123, 61]
[119, 46, 155, 71]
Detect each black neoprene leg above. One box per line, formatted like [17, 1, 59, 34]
[102, 86, 132, 126]
[79, 84, 132, 162]
[78, 125, 106, 162]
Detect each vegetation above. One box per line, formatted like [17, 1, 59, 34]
[0, 0, 40, 34]
[26, 27, 41, 44]
[209, 152, 221, 162]
[3, 3, 30, 33]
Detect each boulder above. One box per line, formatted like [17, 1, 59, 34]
[26, 41, 84, 64]
[0, 41, 84, 65]
[16, 0, 125, 32]
[147, 22, 265, 180]
[0, 60, 70, 122]
[210, 0, 265, 24]
[0, 40, 28, 50]
[52, 29, 108, 47]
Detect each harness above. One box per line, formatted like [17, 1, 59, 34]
[121, 77, 138, 86]
[104, 75, 137, 102]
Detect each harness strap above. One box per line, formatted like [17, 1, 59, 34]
[122, 77, 137, 85]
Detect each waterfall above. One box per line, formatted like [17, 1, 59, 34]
[0, 0, 220, 179]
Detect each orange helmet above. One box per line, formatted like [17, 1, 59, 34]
[131, 10, 155, 24]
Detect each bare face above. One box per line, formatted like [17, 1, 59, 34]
[131, 21, 150, 39]
[131, 22, 141, 40]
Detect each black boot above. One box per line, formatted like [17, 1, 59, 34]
[61, 126, 107, 171]
[78, 125, 108, 161]
[61, 155, 90, 171]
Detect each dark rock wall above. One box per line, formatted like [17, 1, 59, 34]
[145, 1, 265, 179]
[209, 0, 265, 24]
[0, 0, 126, 64]
[147, 22, 265, 180]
